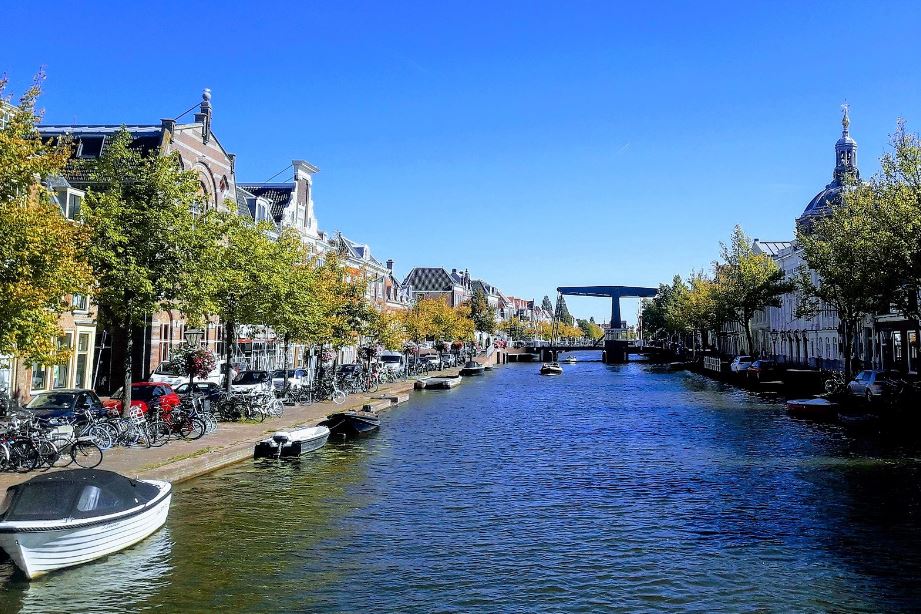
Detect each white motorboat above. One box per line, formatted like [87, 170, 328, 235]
[254, 425, 330, 459]
[540, 362, 564, 376]
[563, 356, 577, 363]
[0, 469, 171, 579]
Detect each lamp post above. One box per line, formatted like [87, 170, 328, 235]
[770, 330, 778, 362]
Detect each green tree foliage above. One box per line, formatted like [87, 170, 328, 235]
[467, 288, 497, 334]
[83, 128, 204, 408]
[714, 225, 792, 353]
[555, 295, 574, 326]
[796, 178, 905, 380]
[0, 75, 92, 364]
[193, 212, 289, 390]
[541, 295, 553, 313]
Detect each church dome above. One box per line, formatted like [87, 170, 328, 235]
[798, 105, 859, 228]
[800, 181, 844, 220]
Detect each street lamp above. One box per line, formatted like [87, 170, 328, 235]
[770, 329, 778, 361]
[184, 328, 205, 347]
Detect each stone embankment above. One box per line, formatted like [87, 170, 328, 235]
[0, 349, 508, 491]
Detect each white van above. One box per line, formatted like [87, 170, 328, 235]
[378, 351, 405, 373]
[149, 360, 226, 387]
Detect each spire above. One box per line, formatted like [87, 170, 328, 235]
[833, 103, 858, 183]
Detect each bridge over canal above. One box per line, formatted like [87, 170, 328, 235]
[550, 285, 658, 364]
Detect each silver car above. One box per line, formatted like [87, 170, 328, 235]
[847, 370, 896, 403]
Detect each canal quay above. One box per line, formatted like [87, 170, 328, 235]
[3, 354, 921, 613]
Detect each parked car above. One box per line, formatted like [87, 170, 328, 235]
[25, 389, 106, 421]
[174, 381, 224, 403]
[149, 360, 226, 388]
[422, 354, 443, 370]
[104, 382, 180, 415]
[231, 370, 272, 393]
[272, 368, 308, 390]
[746, 359, 779, 383]
[379, 351, 406, 373]
[847, 370, 899, 403]
[729, 355, 754, 374]
[440, 353, 457, 368]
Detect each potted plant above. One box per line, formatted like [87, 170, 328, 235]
[168, 342, 217, 389]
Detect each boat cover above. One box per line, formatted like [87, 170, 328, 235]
[0, 469, 160, 523]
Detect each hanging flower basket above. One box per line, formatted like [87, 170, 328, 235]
[321, 349, 336, 364]
[168, 343, 217, 380]
[451, 341, 464, 351]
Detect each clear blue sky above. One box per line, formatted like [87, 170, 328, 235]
[3, 1, 921, 324]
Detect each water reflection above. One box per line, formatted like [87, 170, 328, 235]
[1, 358, 920, 612]
[0, 528, 173, 613]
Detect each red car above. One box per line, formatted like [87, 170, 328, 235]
[104, 382, 180, 415]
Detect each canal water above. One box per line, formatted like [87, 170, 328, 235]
[3, 356, 921, 612]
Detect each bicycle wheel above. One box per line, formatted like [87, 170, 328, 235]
[186, 417, 207, 440]
[51, 437, 75, 468]
[86, 425, 113, 450]
[71, 440, 103, 469]
[332, 390, 346, 405]
[0, 443, 10, 472]
[177, 416, 195, 439]
[269, 399, 284, 418]
[35, 439, 60, 470]
[11, 440, 39, 473]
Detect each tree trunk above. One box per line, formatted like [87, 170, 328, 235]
[842, 318, 854, 382]
[744, 315, 754, 357]
[225, 320, 235, 393]
[122, 312, 133, 417]
[283, 333, 290, 390]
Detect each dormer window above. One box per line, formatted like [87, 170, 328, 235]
[76, 136, 105, 158]
[58, 188, 84, 220]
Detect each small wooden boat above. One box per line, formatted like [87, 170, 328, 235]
[0, 469, 171, 579]
[540, 362, 564, 376]
[459, 361, 485, 376]
[415, 376, 463, 390]
[786, 397, 838, 420]
[319, 410, 381, 438]
[254, 425, 330, 459]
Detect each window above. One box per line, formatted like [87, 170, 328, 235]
[72, 294, 88, 311]
[66, 192, 82, 220]
[53, 333, 73, 388]
[76, 136, 104, 158]
[31, 363, 47, 390]
[75, 333, 91, 388]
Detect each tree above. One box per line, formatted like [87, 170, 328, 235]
[261, 229, 325, 389]
[541, 295, 554, 313]
[797, 179, 905, 380]
[81, 128, 204, 410]
[0, 74, 92, 366]
[713, 225, 792, 354]
[556, 296, 574, 326]
[193, 212, 282, 392]
[467, 288, 497, 334]
[869, 121, 921, 320]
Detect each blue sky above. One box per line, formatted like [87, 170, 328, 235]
[3, 1, 921, 323]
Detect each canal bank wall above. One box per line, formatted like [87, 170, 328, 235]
[0, 350, 508, 491]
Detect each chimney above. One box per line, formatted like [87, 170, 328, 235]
[452, 268, 457, 275]
[160, 118, 175, 135]
[386, 259, 394, 271]
[194, 88, 212, 144]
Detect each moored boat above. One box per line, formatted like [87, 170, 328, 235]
[254, 425, 330, 459]
[459, 361, 485, 376]
[0, 469, 171, 579]
[786, 397, 838, 420]
[540, 362, 564, 376]
[319, 410, 381, 438]
[563, 356, 577, 363]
